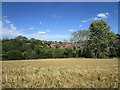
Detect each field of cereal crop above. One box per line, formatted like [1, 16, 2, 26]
[2, 58, 118, 88]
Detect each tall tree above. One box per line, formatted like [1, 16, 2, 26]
[87, 20, 114, 58]
[70, 30, 90, 56]
[70, 30, 89, 44]
[115, 34, 120, 57]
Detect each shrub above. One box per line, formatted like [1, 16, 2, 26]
[4, 50, 22, 60]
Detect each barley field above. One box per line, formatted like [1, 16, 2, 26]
[2, 58, 118, 88]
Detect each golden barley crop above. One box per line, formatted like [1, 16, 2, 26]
[2, 58, 118, 88]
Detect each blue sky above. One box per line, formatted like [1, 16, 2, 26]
[2, 2, 118, 41]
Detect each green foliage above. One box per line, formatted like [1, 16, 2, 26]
[3, 50, 22, 60]
[115, 34, 120, 57]
[2, 20, 119, 60]
[70, 30, 89, 43]
[87, 20, 116, 58]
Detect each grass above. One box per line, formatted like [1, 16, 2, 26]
[2, 58, 118, 88]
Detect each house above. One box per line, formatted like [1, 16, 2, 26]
[50, 42, 61, 47]
[49, 42, 81, 48]
[42, 41, 48, 44]
[61, 43, 71, 48]
[50, 44, 56, 47]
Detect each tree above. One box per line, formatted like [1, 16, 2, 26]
[108, 33, 117, 57]
[70, 30, 90, 57]
[70, 30, 89, 43]
[115, 34, 120, 57]
[26, 49, 37, 59]
[59, 41, 62, 44]
[87, 20, 114, 58]
[3, 50, 22, 60]
[15, 35, 28, 41]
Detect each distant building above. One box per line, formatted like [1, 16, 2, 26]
[42, 41, 48, 44]
[50, 44, 56, 47]
[49, 42, 81, 48]
[61, 43, 71, 48]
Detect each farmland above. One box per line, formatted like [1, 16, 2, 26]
[2, 58, 118, 88]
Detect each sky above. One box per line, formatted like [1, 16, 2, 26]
[1, 2, 118, 41]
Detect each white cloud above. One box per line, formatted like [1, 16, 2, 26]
[0, 20, 2, 27]
[106, 13, 109, 15]
[92, 17, 100, 20]
[37, 29, 51, 34]
[97, 13, 109, 18]
[82, 19, 91, 23]
[68, 29, 76, 32]
[46, 29, 50, 32]
[82, 12, 109, 23]
[2, 18, 22, 37]
[28, 27, 34, 30]
[0, 21, 2, 37]
[5, 19, 11, 24]
[2, 27, 22, 36]
[10, 24, 16, 31]
[52, 15, 62, 18]
[82, 20, 87, 22]
[2, 18, 69, 41]
[38, 31, 46, 34]
[3, 16, 8, 18]
[25, 33, 69, 41]
[39, 22, 42, 24]
[4, 19, 17, 31]
[2, 24, 68, 41]
[79, 25, 82, 27]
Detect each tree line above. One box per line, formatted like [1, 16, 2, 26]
[2, 20, 120, 60]
[2, 36, 82, 60]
